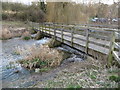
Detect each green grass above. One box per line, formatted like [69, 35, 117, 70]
[18, 58, 49, 72]
[90, 74, 97, 79]
[109, 75, 120, 82]
[67, 84, 82, 89]
[23, 36, 31, 40]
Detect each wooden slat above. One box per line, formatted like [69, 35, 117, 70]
[89, 33, 110, 40]
[114, 42, 120, 49]
[115, 32, 120, 40]
[73, 36, 86, 42]
[89, 29, 111, 34]
[113, 51, 120, 64]
[89, 41, 109, 49]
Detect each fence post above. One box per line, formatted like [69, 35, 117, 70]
[54, 24, 56, 39]
[85, 29, 89, 54]
[42, 23, 43, 32]
[49, 24, 50, 36]
[108, 31, 115, 67]
[38, 23, 41, 31]
[61, 24, 64, 43]
[71, 26, 74, 47]
[44, 23, 46, 33]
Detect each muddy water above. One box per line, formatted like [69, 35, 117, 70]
[1, 37, 50, 88]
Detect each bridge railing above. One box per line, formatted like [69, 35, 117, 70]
[29, 22, 120, 65]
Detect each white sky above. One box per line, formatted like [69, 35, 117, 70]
[2, 0, 119, 5]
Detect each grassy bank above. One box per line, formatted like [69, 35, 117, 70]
[1, 21, 32, 40]
[2, 20, 30, 28]
[33, 59, 119, 88]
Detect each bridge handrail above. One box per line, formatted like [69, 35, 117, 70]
[30, 21, 120, 65]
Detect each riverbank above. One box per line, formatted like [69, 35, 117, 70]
[1, 21, 119, 88]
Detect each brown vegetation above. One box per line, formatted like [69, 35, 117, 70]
[1, 26, 30, 40]
[17, 44, 71, 70]
[46, 2, 119, 24]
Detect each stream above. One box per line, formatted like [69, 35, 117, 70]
[1, 37, 50, 88]
[1, 36, 84, 88]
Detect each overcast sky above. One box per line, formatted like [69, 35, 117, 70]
[2, 0, 119, 5]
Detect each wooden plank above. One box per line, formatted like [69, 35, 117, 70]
[63, 39, 85, 52]
[89, 33, 110, 41]
[114, 42, 120, 49]
[74, 30, 86, 36]
[88, 43, 109, 54]
[89, 40, 109, 49]
[73, 36, 86, 42]
[113, 51, 120, 64]
[115, 32, 120, 40]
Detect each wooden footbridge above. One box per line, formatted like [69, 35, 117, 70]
[30, 22, 120, 65]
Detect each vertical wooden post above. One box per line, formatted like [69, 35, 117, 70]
[71, 27, 74, 47]
[85, 29, 89, 54]
[42, 23, 43, 32]
[44, 23, 46, 33]
[39, 23, 41, 31]
[61, 24, 64, 43]
[54, 24, 56, 39]
[49, 24, 50, 36]
[43, 23, 45, 32]
[108, 31, 115, 67]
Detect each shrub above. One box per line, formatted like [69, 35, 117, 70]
[17, 45, 71, 71]
[2, 13, 8, 20]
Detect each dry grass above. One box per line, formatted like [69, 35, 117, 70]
[1, 26, 30, 40]
[33, 58, 119, 88]
[16, 45, 64, 67]
[0, 28, 13, 39]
